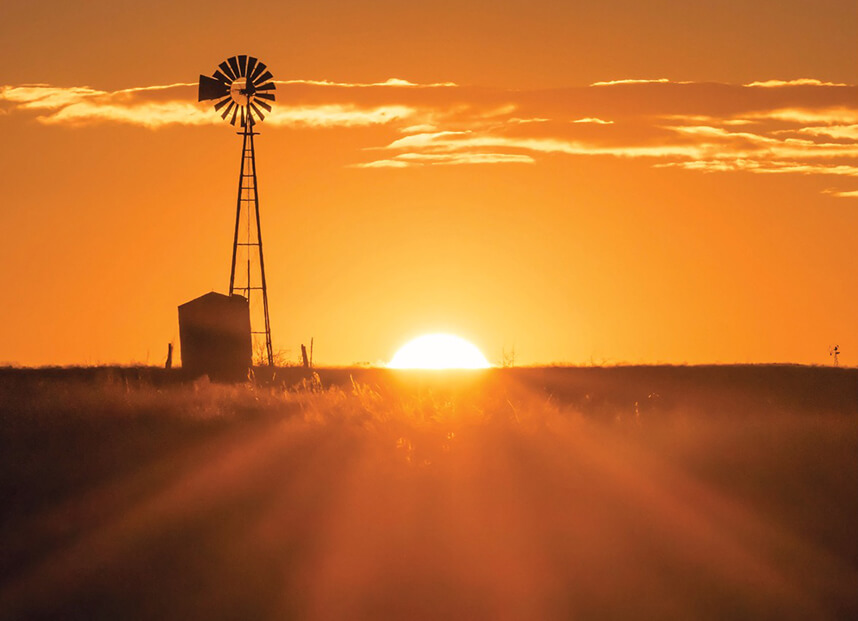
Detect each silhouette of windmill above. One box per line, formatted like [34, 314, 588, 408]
[829, 344, 840, 367]
[198, 55, 276, 366]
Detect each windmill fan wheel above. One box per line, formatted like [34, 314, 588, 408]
[198, 55, 276, 127]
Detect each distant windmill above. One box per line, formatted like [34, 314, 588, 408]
[829, 344, 840, 367]
[198, 56, 276, 366]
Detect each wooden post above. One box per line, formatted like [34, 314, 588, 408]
[301, 344, 309, 369]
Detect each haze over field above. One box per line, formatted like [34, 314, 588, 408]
[1, 366, 856, 619]
[1, 0, 857, 367]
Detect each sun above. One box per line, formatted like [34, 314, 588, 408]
[389, 334, 492, 369]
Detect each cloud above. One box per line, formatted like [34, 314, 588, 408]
[665, 125, 858, 158]
[354, 80, 858, 188]
[267, 104, 416, 128]
[384, 130, 706, 159]
[352, 159, 412, 169]
[2, 77, 858, 191]
[744, 79, 849, 88]
[822, 188, 858, 198]
[573, 117, 614, 125]
[655, 161, 858, 177]
[795, 125, 858, 140]
[0, 81, 424, 128]
[508, 118, 550, 125]
[746, 108, 858, 125]
[352, 152, 535, 168]
[590, 78, 672, 86]
[280, 78, 457, 88]
[40, 101, 212, 128]
[1, 85, 107, 110]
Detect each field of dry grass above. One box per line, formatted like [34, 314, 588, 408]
[1, 365, 856, 620]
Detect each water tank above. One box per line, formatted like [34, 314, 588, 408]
[178, 292, 251, 382]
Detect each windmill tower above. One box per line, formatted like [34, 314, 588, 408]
[198, 55, 276, 366]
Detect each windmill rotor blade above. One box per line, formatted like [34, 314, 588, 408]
[227, 56, 241, 79]
[254, 70, 273, 85]
[221, 100, 236, 121]
[202, 56, 274, 126]
[246, 57, 259, 81]
[250, 102, 265, 121]
[219, 60, 236, 80]
[250, 61, 267, 83]
[198, 74, 230, 101]
[213, 96, 232, 112]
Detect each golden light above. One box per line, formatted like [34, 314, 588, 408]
[389, 334, 492, 369]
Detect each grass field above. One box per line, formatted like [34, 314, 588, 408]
[1, 365, 856, 620]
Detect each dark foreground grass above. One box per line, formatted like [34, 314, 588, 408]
[0, 365, 856, 620]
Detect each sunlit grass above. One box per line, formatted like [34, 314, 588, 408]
[1, 366, 856, 619]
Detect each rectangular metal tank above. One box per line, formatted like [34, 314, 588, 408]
[178, 292, 251, 382]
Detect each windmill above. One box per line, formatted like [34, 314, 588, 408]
[829, 344, 840, 367]
[198, 55, 276, 366]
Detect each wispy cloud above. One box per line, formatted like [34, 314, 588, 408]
[267, 104, 416, 127]
[795, 125, 858, 140]
[1, 85, 110, 110]
[352, 152, 535, 168]
[745, 108, 858, 125]
[744, 79, 849, 88]
[2, 77, 857, 190]
[656, 161, 858, 177]
[573, 117, 614, 125]
[0, 81, 426, 128]
[822, 188, 858, 198]
[279, 78, 457, 88]
[590, 78, 672, 86]
[40, 101, 212, 128]
[384, 130, 706, 159]
[358, 79, 858, 181]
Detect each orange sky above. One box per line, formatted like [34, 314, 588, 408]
[1, 0, 857, 367]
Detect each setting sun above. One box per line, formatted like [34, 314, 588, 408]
[389, 334, 492, 369]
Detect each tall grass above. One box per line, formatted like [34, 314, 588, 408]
[0, 366, 856, 620]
